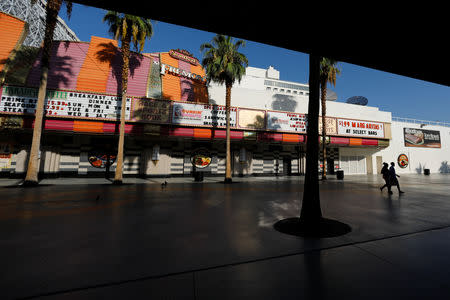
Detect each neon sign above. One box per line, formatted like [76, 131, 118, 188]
[160, 63, 205, 82]
[169, 49, 199, 65]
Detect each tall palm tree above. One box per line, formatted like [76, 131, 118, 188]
[103, 11, 153, 185]
[200, 35, 248, 183]
[275, 55, 350, 237]
[24, 0, 72, 186]
[300, 55, 322, 224]
[319, 58, 340, 180]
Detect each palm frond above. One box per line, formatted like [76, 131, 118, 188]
[200, 34, 248, 86]
[64, 1, 72, 19]
[103, 11, 153, 52]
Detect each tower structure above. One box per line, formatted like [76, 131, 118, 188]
[0, 0, 79, 47]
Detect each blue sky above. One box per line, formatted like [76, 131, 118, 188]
[60, 3, 450, 123]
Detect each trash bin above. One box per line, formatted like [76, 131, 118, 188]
[336, 170, 344, 180]
[424, 169, 430, 175]
[194, 171, 204, 182]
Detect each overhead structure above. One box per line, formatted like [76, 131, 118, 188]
[70, 1, 450, 88]
[0, 0, 79, 47]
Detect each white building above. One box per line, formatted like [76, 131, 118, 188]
[208, 66, 450, 175]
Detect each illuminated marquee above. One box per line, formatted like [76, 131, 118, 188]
[0, 86, 131, 120]
[337, 118, 384, 138]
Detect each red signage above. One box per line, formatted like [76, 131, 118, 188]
[169, 49, 199, 66]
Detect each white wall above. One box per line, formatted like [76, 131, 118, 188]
[377, 121, 450, 174]
[208, 83, 391, 123]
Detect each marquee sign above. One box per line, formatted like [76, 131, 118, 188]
[337, 118, 384, 138]
[0, 86, 393, 143]
[169, 49, 199, 66]
[172, 102, 237, 128]
[0, 86, 131, 120]
[160, 63, 205, 82]
[319, 116, 337, 135]
[238, 108, 265, 130]
[131, 98, 170, 123]
[266, 111, 307, 133]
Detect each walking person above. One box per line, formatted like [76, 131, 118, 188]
[389, 162, 405, 194]
[380, 162, 392, 194]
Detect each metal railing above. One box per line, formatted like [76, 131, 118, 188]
[392, 116, 450, 128]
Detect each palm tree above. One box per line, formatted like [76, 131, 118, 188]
[102, 11, 153, 185]
[299, 55, 323, 225]
[24, 0, 72, 186]
[200, 35, 248, 183]
[296, 55, 349, 237]
[319, 58, 340, 180]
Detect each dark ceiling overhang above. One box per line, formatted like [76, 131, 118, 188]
[72, 1, 449, 87]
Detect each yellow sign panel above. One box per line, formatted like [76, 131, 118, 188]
[319, 116, 337, 135]
[238, 109, 265, 130]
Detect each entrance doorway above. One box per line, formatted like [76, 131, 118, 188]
[376, 156, 383, 174]
[327, 158, 335, 175]
[283, 158, 292, 175]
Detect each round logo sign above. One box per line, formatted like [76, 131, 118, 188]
[191, 148, 212, 169]
[88, 152, 116, 168]
[397, 154, 409, 168]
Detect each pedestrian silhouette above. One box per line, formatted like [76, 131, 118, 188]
[380, 162, 392, 194]
[389, 162, 405, 194]
[161, 181, 167, 189]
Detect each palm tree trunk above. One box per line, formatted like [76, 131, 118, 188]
[113, 33, 130, 184]
[321, 83, 327, 180]
[300, 54, 322, 224]
[24, 0, 62, 186]
[224, 82, 232, 183]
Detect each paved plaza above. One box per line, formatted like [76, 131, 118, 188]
[1, 174, 450, 299]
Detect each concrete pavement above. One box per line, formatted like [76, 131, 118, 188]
[1, 174, 450, 299]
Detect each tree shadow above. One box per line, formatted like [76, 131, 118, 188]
[439, 161, 450, 173]
[274, 217, 351, 238]
[246, 114, 265, 130]
[95, 42, 143, 122]
[0, 46, 40, 85]
[27, 42, 76, 90]
[95, 42, 143, 97]
[271, 94, 298, 112]
[415, 163, 424, 174]
[2, 43, 74, 90]
[181, 78, 195, 101]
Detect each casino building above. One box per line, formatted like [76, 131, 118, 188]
[0, 11, 449, 178]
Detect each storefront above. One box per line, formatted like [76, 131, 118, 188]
[0, 25, 396, 178]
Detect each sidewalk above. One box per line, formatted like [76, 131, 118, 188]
[0, 174, 311, 186]
[1, 174, 450, 299]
